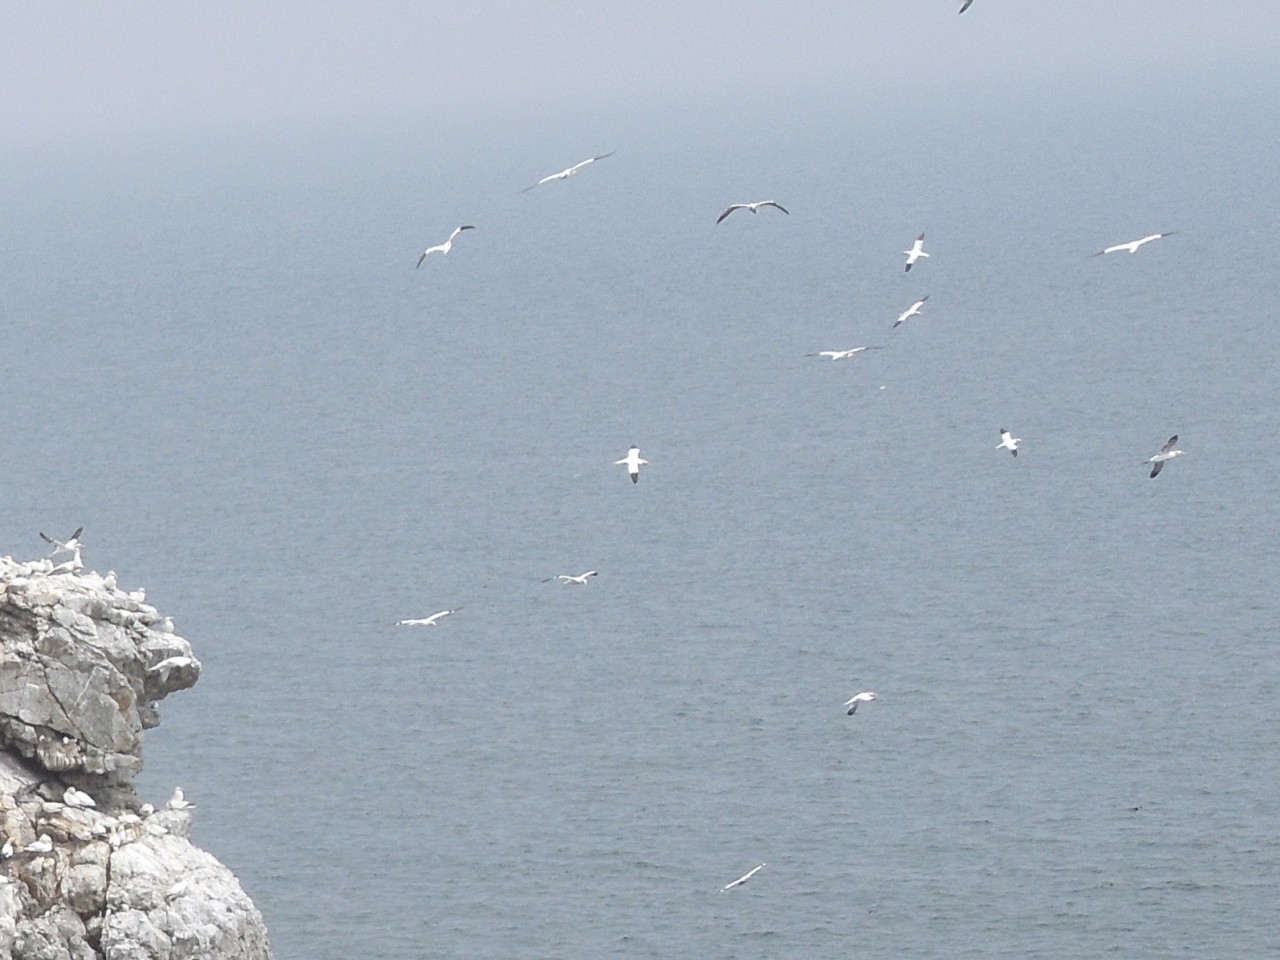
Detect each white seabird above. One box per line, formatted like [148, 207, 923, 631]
[1, 839, 13, 859]
[543, 571, 599, 585]
[716, 200, 789, 224]
[615, 446, 648, 484]
[63, 786, 96, 808]
[903, 233, 928, 272]
[23, 834, 53, 854]
[416, 225, 475, 267]
[893, 295, 929, 328]
[166, 787, 193, 811]
[722, 863, 766, 891]
[521, 152, 615, 192]
[844, 691, 876, 715]
[40, 526, 84, 560]
[1143, 435, 1184, 478]
[805, 346, 881, 360]
[395, 608, 461, 627]
[1088, 232, 1177, 257]
[50, 548, 84, 575]
[996, 428, 1021, 457]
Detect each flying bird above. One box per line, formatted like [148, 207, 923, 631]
[903, 233, 928, 272]
[805, 346, 881, 360]
[1143, 435, 1184, 478]
[615, 446, 649, 484]
[959, 0, 975, 12]
[844, 691, 876, 715]
[996, 429, 1021, 457]
[416, 226, 475, 266]
[40, 527, 84, 560]
[396, 608, 462, 627]
[716, 200, 789, 224]
[543, 571, 599, 585]
[521, 152, 615, 192]
[893, 295, 929, 328]
[722, 863, 766, 891]
[1088, 232, 1177, 257]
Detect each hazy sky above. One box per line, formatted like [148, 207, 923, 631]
[6, 3, 1275, 145]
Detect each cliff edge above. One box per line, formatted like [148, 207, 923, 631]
[0, 554, 273, 960]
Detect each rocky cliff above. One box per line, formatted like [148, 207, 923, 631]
[0, 554, 273, 960]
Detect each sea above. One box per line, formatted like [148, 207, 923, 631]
[3, 75, 1279, 960]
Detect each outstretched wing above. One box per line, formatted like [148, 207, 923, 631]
[716, 205, 744, 223]
[1160, 435, 1179, 454]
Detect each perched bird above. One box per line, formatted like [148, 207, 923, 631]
[959, 0, 975, 12]
[521, 152, 615, 192]
[903, 233, 928, 272]
[1088, 232, 1177, 257]
[1, 839, 13, 859]
[844, 691, 877, 715]
[23, 834, 53, 854]
[615, 446, 649, 484]
[543, 571, 599, 585]
[63, 786, 96, 808]
[806, 346, 881, 360]
[893, 295, 929, 328]
[395, 608, 461, 627]
[416, 226, 475, 266]
[723, 863, 766, 891]
[1143, 435, 1184, 478]
[165, 878, 190, 901]
[996, 429, 1021, 457]
[40, 527, 84, 560]
[716, 200, 789, 224]
[166, 787, 193, 811]
[50, 548, 83, 575]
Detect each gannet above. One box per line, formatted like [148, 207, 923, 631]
[722, 863, 766, 891]
[416, 225, 474, 266]
[63, 786, 96, 808]
[805, 347, 880, 360]
[893, 295, 929, 328]
[615, 446, 648, 484]
[1144, 435, 1184, 478]
[521, 152, 615, 192]
[996, 429, 1021, 457]
[844, 691, 876, 715]
[0, 839, 13, 859]
[166, 787, 193, 811]
[396, 608, 461, 627]
[50, 548, 83, 575]
[903, 233, 928, 272]
[1088, 232, 1177, 257]
[716, 200, 789, 224]
[23, 834, 53, 854]
[543, 571, 599, 584]
[40, 527, 83, 560]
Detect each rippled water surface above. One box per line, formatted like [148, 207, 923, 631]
[4, 88, 1279, 959]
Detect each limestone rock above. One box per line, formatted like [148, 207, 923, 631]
[0, 556, 273, 960]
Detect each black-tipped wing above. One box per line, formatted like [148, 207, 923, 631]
[1160, 435, 1179, 454]
[39, 532, 54, 544]
[716, 205, 743, 223]
[1150, 461, 1164, 478]
[959, 0, 974, 11]
[71, 527, 83, 540]
[765, 202, 789, 215]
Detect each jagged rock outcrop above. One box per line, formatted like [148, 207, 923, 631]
[0, 555, 273, 960]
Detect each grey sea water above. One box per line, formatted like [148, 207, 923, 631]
[4, 84, 1280, 959]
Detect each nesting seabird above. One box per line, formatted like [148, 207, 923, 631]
[903, 233, 928, 272]
[166, 787, 193, 810]
[395, 608, 462, 627]
[996, 429, 1021, 457]
[844, 691, 876, 715]
[716, 200, 789, 224]
[615, 446, 649, 484]
[23, 834, 53, 854]
[1143, 435, 1184, 478]
[416, 225, 475, 266]
[722, 863, 766, 891]
[63, 786, 96, 808]
[543, 571, 599, 584]
[50, 548, 83, 575]
[893, 295, 929, 328]
[0, 839, 13, 859]
[521, 152, 615, 192]
[1088, 232, 1177, 257]
[40, 526, 84, 560]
